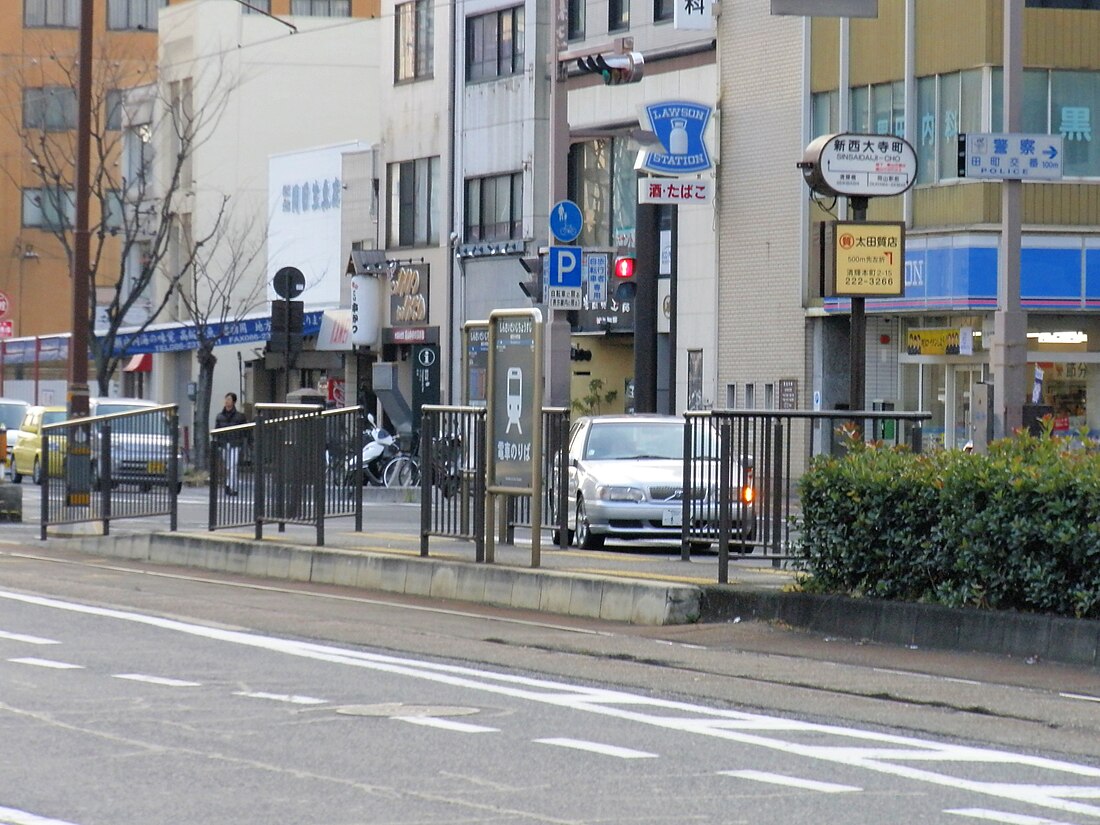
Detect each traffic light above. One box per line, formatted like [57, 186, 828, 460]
[518, 255, 544, 302]
[576, 51, 644, 85]
[570, 346, 592, 362]
[269, 299, 304, 353]
[612, 252, 636, 301]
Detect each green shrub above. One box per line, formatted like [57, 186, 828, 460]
[794, 428, 1100, 619]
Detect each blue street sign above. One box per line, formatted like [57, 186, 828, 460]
[549, 200, 583, 243]
[548, 246, 583, 288]
[958, 133, 1064, 181]
[639, 101, 713, 175]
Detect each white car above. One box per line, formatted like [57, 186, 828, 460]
[0, 397, 30, 477]
[565, 414, 756, 550]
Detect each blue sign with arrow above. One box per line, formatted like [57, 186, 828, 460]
[638, 100, 713, 175]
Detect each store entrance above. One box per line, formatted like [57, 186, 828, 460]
[948, 365, 985, 450]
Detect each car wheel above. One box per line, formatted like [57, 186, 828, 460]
[551, 527, 575, 546]
[574, 497, 604, 551]
[90, 462, 101, 492]
[11, 465, 22, 483]
[689, 541, 713, 552]
[32, 457, 43, 486]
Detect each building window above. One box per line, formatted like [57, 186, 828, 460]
[654, 0, 673, 22]
[107, 0, 166, 30]
[290, 0, 350, 14]
[466, 6, 524, 82]
[105, 89, 124, 131]
[1026, 0, 1100, 7]
[387, 157, 441, 248]
[568, 0, 585, 40]
[243, 0, 272, 11]
[811, 90, 838, 138]
[848, 80, 905, 135]
[609, 0, 629, 31]
[23, 187, 75, 230]
[103, 190, 125, 233]
[569, 137, 636, 248]
[464, 172, 523, 242]
[395, 0, 433, 81]
[23, 87, 77, 131]
[25, 0, 79, 27]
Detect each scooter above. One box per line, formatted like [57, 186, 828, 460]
[361, 414, 399, 486]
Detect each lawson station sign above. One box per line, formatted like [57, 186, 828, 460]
[637, 101, 713, 176]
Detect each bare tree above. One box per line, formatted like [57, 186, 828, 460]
[1, 46, 234, 395]
[176, 213, 269, 470]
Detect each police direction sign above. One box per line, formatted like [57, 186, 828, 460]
[958, 133, 1064, 181]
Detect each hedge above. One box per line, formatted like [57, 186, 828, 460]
[793, 428, 1100, 619]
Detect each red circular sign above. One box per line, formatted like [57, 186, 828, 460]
[0, 291, 9, 318]
[838, 233, 855, 250]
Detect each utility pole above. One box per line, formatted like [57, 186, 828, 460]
[70, 0, 93, 421]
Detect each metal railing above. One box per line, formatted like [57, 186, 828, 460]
[209, 403, 364, 544]
[419, 405, 486, 558]
[683, 409, 930, 582]
[40, 404, 180, 538]
[503, 408, 570, 547]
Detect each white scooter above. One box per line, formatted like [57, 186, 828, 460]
[361, 414, 398, 486]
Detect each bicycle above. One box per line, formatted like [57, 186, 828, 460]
[382, 451, 420, 487]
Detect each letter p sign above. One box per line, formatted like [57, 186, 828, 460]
[548, 246, 583, 288]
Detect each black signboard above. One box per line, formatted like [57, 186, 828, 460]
[412, 344, 441, 414]
[489, 311, 541, 491]
[465, 323, 489, 406]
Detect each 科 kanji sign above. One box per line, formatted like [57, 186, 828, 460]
[638, 178, 712, 205]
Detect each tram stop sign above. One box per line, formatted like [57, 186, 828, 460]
[273, 266, 305, 300]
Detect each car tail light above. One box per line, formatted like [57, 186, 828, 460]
[740, 485, 755, 505]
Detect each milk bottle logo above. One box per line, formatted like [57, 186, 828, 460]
[669, 119, 689, 155]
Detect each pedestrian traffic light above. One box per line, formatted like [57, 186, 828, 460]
[576, 51, 644, 85]
[518, 255, 544, 302]
[269, 299, 304, 353]
[613, 253, 637, 301]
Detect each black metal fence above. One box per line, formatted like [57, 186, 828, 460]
[419, 405, 486, 558]
[683, 409, 930, 582]
[39, 404, 180, 538]
[209, 403, 364, 544]
[503, 408, 570, 546]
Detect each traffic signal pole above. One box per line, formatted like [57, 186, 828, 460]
[633, 203, 660, 412]
[545, 0, 572, 407]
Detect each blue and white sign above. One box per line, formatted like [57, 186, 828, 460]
[958, 133, 1064, 181]
[549, 200, 583, 243]
[638, 101, 713, 176]
[548, 246, 583, 310]
[585, 251, 608, 305]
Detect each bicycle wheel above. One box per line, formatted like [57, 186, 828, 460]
[384, 455, 420, 488]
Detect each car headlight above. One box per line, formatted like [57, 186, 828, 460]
[596, 484, 644, 502]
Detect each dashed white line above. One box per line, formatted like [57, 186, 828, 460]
[534, 738, 657, 759]
[393, 716, 499, 733]
[0, 631, 59, 645]
[945, 809, 1082, 825]
[112, 674, 201, 687]
[7, 657, 82, 670]
[232, 691, 328, 705]
[0, 804, 84, 824]
[720, 769, 861, 793]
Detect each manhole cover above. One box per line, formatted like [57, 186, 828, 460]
[334, 703, 481, 718]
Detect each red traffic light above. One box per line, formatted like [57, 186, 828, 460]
[613, 257, 635, 279]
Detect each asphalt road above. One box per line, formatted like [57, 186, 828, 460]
[0, 546, 1099, 825]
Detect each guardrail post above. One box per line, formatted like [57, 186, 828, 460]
[254, 413, 265, 540]
[39, 429, 48, 541]
[169, 410, 179, 532]
[102, 421, 113, 534]
[474, 411, 486, 561]
[420, 408, 432, 557]
[718, 419, 732, 585]
[313, 412, 325, 546]
[769, 418, 784, 560]
[680, 414, 692, 561]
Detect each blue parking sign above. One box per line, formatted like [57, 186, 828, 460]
[548, 246, 583, 288]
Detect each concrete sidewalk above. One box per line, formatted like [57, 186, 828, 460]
[46, 516, 1100, 670]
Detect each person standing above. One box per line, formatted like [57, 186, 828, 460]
[215, 392, 247, 495]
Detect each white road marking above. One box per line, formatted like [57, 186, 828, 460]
[0, 631, 59, 645]
[393, 716, 499, 733]
[1060, 692, 1100, 704]
[113, 674, 201, 687]
[534, 738, 657, 759]
[720, 769, 861, 793]
[232, 691, 328, 705]
[0, 804, 83, 825]
[4, 589, 1100, 819]
[7, 657, 82, 670]
[945, 809, 1082, 825]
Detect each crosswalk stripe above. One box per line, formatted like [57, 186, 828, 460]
[534, 738, 657, 759]
[720, 769, 861, 793]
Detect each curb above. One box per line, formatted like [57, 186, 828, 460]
[62, 531, 701, 626]
[699, 587, 1100, 669]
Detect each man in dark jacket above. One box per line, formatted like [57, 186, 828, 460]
[214, 392, 247, 494]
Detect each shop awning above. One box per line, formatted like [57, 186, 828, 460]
[122, 352, 152, 373]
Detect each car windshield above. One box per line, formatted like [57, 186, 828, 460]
[97, 406, 167, 435]
[584, 422, 685, 461]
[0, 405, 27, 429]
[42, 410, 67, 426]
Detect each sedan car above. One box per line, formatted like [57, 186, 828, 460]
[88, 398, 181, 492]
[565, 414, 755, 550]
[11, 405, 68, 484]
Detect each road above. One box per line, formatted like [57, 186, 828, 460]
[0, 547, 1099, 825]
